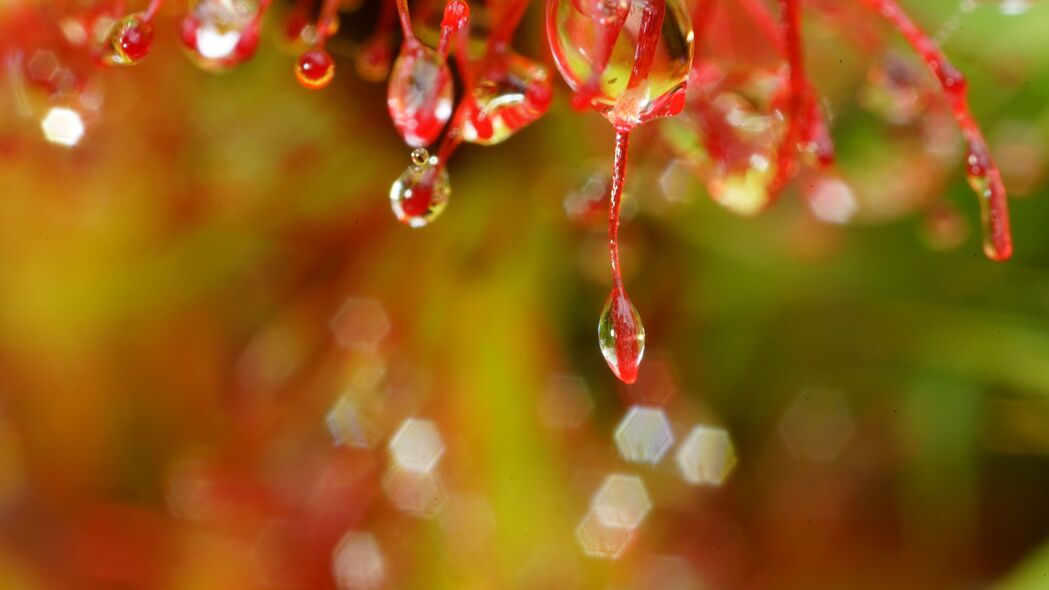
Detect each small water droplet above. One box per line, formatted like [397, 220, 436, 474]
[102, 13, 153, 65]
[390, 160, 450, 227]
[598, 287, 645, 384]
[295, 48, 335, 89]
[410, 147, 430, 166]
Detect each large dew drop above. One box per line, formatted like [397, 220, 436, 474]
[547, 0, 694, 128]
[462, 53, 553, 146]
[390, 149, 451, 228]
[180, 0, 263, 72]
[387, 44, 454, 148]
[598, 287, 646, 384]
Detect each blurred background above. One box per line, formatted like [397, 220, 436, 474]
[3, 0, 1049, 588]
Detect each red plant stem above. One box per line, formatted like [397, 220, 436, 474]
[860, 0, 1011, 260]
[395, 0, 416, 42]
[767, 0, 804, 201]
[316, 0, 342, 44]
[488, 0, 529, 52]
[737, 0, 785, 54]
[627, 0, 666, 90]
[608, 129, 630, 288]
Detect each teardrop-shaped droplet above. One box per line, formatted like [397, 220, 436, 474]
[181, 0, 263, 72]
[387, 43, 454, 147]
[296, 49, 335, 89]
[598, 287, 645, 384]
[462, 53, 553, 146]
[102, 13, 154, 65]
[964, 143, 1012, 261]
[390, 158, 450, 227]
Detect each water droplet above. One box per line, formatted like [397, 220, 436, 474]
[102, 13, 154, 65]
[390, 156, 451, 227]
[410, 147, 430, 166]
[965, 144, 1012, 261]
[180, 0, 264, 72]
[547, 0, 694, 127]
[387, 43, 454, 147]
[598, 287, 645, 384]
[462, 53, 553, 145]
[295, 48, 335, 89]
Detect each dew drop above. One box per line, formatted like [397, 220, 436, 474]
[547, 0, 694, 127]
[181, 0, 264, 72]
[387, 43, 454, 147]
[102, 13, 154, 65]
[461, 53, 553, 145]
[410, 147, 430, 166]
[390, 154, 450, 228]
[598, 287, 645, 384]
[295, 49, 335, 90]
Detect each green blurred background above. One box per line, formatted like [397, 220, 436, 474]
[2, 0, 1049, 588]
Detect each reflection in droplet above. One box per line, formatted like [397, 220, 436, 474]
[614, 406, 674, 465]
[390, 158, 451, 228]
[598, 287, 646, 384]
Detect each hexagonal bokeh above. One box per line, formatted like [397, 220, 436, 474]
[591, 473, 652, 530]
[330, 298, 391, 351]
[388, 418, 444, 473]
[327, 396, 377, 449]
[675, 425, 737, 486]
[332, 531, 386, 589]
[538, 374, 594, 430]
[41, 107, 84, 147]
[779, 389, 855, 463]
[614, 406, 674, 465]
[575, 510, 633, 560]
[382, 466, 447, 518]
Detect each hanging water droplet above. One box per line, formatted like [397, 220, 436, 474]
[387, 43, 454, 147]
[180, 0, 263, 72]
[547, 0, 694, 127]
[101, 13, 154, 65]
[295, 48, 335, 89]
[965, 144, 1012, 261]
[410, 147, 430, 166]
[598, 287, 645, 384]
[462, 53, 553, 145]
[390, 154, 450, 228]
